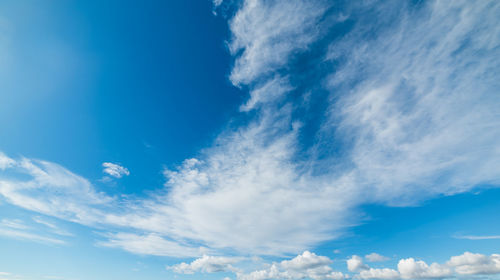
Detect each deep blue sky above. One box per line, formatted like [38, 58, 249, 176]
[0, 0, 242, 195]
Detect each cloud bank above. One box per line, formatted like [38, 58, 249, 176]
[169, 251, 500, 279]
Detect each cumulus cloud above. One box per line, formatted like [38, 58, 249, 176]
[347, 256, 369, 272]
[357, 268, 399, 280]
[351, 252, 500, 279]
[397, 258, 451, 279]
[236, 251, 345, 280]
[447, 252, 500, 275]
[167, 255, 242, 274]
[171, 251, 500, 280]
[102, 162, 129, 178]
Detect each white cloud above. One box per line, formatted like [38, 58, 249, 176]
[0, 152, 15, 169]
[281, 251, 332, 270]
[32, 216, 73, 236]
[237, 251, 345, 280]
[347, 256, 369, 272]
[0, 157, 113, 226]
[97, 232, 207, 258]
[0, 219, 29, 230]
[102, 162, 129, 178]
[168, 251, 346, 280]
[454, 235, 500, 240]
[323, 0, 500, 205]
[0, 224, 65, 245]
[447, 252, 500, 275]
[168, 255, 242, 274]
[0, 218, 67, 245]
[228, 0, 327, 86]
[365, 253, 389, 263]
[357, 268, 399, 280]
[397, 258, 451, 279]
[350, 252, 500, 279]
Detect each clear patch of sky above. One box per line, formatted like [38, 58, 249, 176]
[0, 0, 244, 196]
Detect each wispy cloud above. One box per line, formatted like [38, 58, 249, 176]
[0, 225, 65, 245]
[0, 218, 66, 245]
[0, 152, 15, 169]
[96, 232, 208, 258]
[454, 235, 500, 240]
[32, 216, 73, 237]
[0, 219, 29, 230]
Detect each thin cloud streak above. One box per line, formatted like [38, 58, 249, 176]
[454, 235, 500, 240]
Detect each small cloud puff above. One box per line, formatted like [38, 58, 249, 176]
[102, 162, 129, 178]
[365, 253, 390, 263]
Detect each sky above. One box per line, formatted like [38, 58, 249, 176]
[0, 0, 499, 279]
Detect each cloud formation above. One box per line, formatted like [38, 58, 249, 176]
[349, 252, 500, 279]
[365, 253, 389, 263]
[102, 162, 129, 178]
[168, 251, 500, 279]
[236, 251, 345, 280]
[0, 219, 65, 245]
[167, 255, 242, 274]
[454, 235, 500, 240]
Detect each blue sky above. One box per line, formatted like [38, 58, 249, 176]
[0, 1, 499, 280]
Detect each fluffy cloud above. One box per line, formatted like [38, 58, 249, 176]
[447, 252, 500, 275]
[235, 251, 345, 280]
[357, 268, 399, 280]
[102, 162, 129, 178]
[351, 252, 500, 279]
[347, 256, 369, 272]
[168, 252, 500, 279]
[167, 255, 242, 274]
[397, 258, 451, 279]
